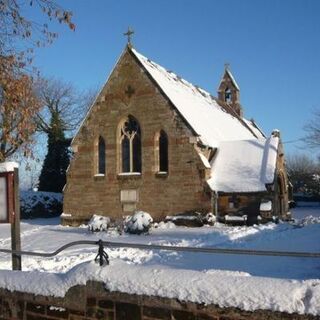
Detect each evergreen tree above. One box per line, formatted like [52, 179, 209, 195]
[38, 112, 71, 193]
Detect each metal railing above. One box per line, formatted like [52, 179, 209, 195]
[0, 240, 320, 267]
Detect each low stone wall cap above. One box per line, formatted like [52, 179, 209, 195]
[0, 161, 19, 173]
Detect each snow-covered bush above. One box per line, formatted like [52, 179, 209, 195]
[124, 211, 153, 235]
[88, 215, 111, 232]
[203, 212, 216, 225]
[20, 191, 63, 219]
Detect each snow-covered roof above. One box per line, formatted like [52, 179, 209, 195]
[217, 68, 240, 92]
[131, 48, 256, 148]
[207, 136, 279, 193]
[225, 68, 240, 91]
[243, 119, 266, 139]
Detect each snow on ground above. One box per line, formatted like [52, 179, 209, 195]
[0, 206, 319, 314]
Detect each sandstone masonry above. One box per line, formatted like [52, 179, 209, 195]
[63, 49, 211, 223]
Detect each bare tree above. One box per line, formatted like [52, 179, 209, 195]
[304, 109, 320, 149]
[35, 78, 94, 137]
[0, 0, 75, 57]
[286, 153, 320, 196]
[0, 0, 75, 162]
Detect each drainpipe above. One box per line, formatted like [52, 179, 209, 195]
[212, 191, 219, 219]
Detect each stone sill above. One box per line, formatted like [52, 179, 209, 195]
[93, 174, 105, 181]
[155, 171, 168, 178]
[117, 172, 142, 180]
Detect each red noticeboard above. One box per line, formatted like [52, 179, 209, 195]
[0, 171, 14, 224]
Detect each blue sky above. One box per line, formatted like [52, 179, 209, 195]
[32, 0, 320, 156]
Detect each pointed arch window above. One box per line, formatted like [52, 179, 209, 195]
[120, 116, 141, 173]
[158, 130, 168, 173]
[98, 136, 106, 174]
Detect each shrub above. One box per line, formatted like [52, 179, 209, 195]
[124, 211, 153, 235]
[88, 214, 111, 232]
[203, 212, 216, 225]
[20, 191, 62, 219]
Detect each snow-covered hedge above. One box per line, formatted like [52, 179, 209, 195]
[88, 215, 111, 232]
[20, 191, 63, 219]
[124, 211, 153, 235]
[165, 212, 215, 227]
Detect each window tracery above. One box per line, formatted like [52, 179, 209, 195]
[120, 116, 141, 173]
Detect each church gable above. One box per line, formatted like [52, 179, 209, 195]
[73, 46, 259, 153]
[64, 45, 210, 220]
[72, 47, 195, 151]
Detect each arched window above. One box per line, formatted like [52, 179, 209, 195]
[120, 116, 141, 173]
[159, 130, 168, 172]
[225, 87, 232, 103]
[98, 136, 106, 174]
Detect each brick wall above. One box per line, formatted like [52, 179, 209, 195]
[0, 281, 317, 320]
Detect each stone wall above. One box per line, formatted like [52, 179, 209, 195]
[63, 46, 290, 226]
[63, 47, 211, 224]
[0, 281, 317, 320]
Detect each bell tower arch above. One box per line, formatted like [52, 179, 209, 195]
[218, 64, 243, 117]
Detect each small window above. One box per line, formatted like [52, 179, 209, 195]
[229, 195, 239, 209]
[159, 130, 168, 172]
[98, 136, 106, 174]
[225, 88, 232, 103]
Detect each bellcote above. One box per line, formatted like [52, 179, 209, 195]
[217, 66, 243, 117]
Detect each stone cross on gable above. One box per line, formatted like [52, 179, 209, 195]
[124, 27, 134, 46]
[224, 62, 230, 71]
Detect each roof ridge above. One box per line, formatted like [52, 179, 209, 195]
[129, 47, 257, 147]
[130, 47, 214, 101]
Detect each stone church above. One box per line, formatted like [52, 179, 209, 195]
[62, 43, 290, 226]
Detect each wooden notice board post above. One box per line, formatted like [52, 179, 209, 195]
[0, 162, 21, 270]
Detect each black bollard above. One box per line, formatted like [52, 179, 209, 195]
[94, 239, 109, 266]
